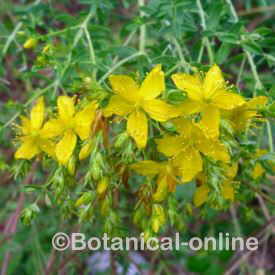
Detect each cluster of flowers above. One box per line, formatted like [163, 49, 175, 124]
[15, 64, 268, 209]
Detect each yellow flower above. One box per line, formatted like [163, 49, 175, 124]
[104, 65, 180, 148]
[224, 96, 268, 132]
[156, 118, 230, 182]
[131, 160, 180, 201]
[15, 97, 55, 160]
[42, 96, 98, 165]
[194, 163, 238, 207]
[172, 64, 245, 139]
[252, 163, 265, 179]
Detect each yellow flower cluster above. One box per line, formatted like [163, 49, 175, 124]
[15, 96, 98, 165]
[119, 64, 266, 205]
[14, 64, 267, 208]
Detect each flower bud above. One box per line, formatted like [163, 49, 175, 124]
[153, 177, 168, 202]
[75, 191, 94, 207]
[97, 177, 109, 195]
[67, 156, 76, 175]
[79, 139, 94, 160]
[151, 204, 165, 233]
[23, 38, 37, 49]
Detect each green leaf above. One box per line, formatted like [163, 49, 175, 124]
[215, 42, 232, 64]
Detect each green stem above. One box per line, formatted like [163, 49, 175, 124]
[138, 0, 146, 53]
[266, 120, 274, 152]
[98, 52, 144, 84]
[112, 29, 137, 65]
[172, 38, 190, 72]
[245, 50, 263, 92]
[196, 0, 214, 64]
[204, 37, 214, 65]
[2, 22, 22, 59]
[225, 0, 239, 22]
[236, 56, 246, 88]
[84, 27, 97, 79]
[197, 41, 205, 63]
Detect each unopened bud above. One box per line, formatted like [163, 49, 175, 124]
[79, 139, 94, 160]
[97, 177, 109, 195]
[23, 38, 37, 49]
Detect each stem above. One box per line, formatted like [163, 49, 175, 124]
[2, 22, 22, 59]
[138, 0, 146, 53]
[204, 37, 214, 65]
[245, 50, 263, 91]
[196, 0, 206, 29]
[266, 120, 274, 152]
[84, 27, 97, 78]
[57, 7, 96, 88]
[196, 0, 214, 64]
[236, 55, 246, 88]
[98, 52, 144, 84]
[112, 29, 137, 65]
[225, 0, 239, 22]
[197, 41, 205, 63]
[172, 38, 190, 72]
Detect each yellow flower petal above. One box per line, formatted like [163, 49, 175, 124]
[199, 105, 220, 139]
[109, 75, 139, 103]
[246, 96, 268, 109]
[212, 91, 245, 110]
[55, 131, 77, 165]
[41, 119, 64, 138]
[174, 147, 203, 182]
[224, 163, 238, 179]
[74, 101, 98, 140]
[171, 73, 203, 101]
[131, 160, 163, 176]
[57, 96, 75, 122]
[203, 64, 225, 99]
[225, 106, 256, 132]
[127, 110, 148, 148]
[79, 139, 94, 160]
[194, 184, 210, 207]
[222, 181, 234, 201]
[103, 95, 134, 117]
[142, 99, 180, 122]
[156, 135, 185, 157]
[172, 118, 198, 138]
[176, 100, 203, 116]
[30, 97, 45, 130]
[39, 139, 56, 158]
[139, 64, 165, 100]
[252, 163, 265, 179]
[19, 115, 31, 135]
[197, 138, 230, 162]
[15, 138, 40, 160]
[153, 174, 169, 202]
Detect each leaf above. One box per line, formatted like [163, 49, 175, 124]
[215, 42, 233, 64]
[241, 41, 262, 55]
